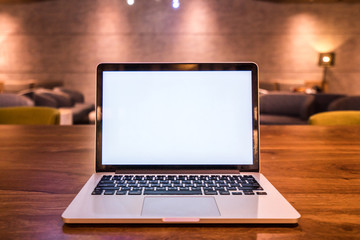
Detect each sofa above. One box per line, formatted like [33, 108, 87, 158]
[15, 88, 94, 124]
[328, 96, 360, 111]
[260, 92, 347, 125]
[0, 93, 34, 107]
[260, 92, 315, 125]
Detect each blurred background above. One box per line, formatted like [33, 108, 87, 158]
[0, 0, 359, 104]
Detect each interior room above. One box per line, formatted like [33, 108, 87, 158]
[0, 0, 360, 124]
[0, 0, 359, 239]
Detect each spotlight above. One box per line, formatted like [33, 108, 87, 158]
[172, 0, 180, 9]
[127, 0, 135, 6]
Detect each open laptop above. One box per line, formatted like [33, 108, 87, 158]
[62, 62, 300, 224]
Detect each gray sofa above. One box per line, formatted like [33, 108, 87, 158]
[259, 92, 347, 125]
[20, 88, 94, 124]
[260, 93, 315, 125]
[0, 93, 34, 107]
[328, 96, 360, 111]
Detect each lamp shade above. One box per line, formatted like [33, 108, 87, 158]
[319, 52, 335, 66]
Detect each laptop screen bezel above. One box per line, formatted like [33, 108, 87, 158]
[96, 63, 259, 172]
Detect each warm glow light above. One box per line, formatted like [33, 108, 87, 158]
[322, 56, 330, 63]
[0, 14, 19, 66]
[319, 53, 335, 66]
[172, 0, 180, 9]
[288, 13, 348, 52]
[127, 0, 134, 6]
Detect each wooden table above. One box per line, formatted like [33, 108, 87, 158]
[0, 125, 359, 239]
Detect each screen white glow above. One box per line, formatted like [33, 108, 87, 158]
[102, 71, 253, 165]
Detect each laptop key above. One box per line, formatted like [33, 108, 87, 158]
[92, 190, 102, 195]
[256, 192, 267, 195]
[204, 190, 217, 195]
[232, 192, 243, 195]
[98, 183, 116, 187]
[238, 187, 256, 190]
[244, 192, 255, 195]
[100, 187, 119, 190]
[99, 180, 115, 184]
[116, 191, 127, 195]
[104, 190, 115, 195]
[219, 191, 230, 195]
[128, 191, 142, 195]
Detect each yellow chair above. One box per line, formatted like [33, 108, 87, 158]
[0, 107, 60, 125]
[309, 111, 360, 126]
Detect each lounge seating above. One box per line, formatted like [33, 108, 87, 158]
[309, 95, 360, 126]
[0, 107, 60, 125]
[260, 93, 315, 125]
[312, 93, 346, 113]
[20, 88, 94, 124]
[0, 93, 34, 107]
[328, 96, 360, 111]
[309, 111, 360, 125]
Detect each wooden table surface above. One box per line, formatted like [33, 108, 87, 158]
[0, 125, 359, 239]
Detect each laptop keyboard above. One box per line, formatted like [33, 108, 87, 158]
[91, 175, 267, 196]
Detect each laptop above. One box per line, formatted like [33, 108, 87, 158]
[62, 62, 300, 224]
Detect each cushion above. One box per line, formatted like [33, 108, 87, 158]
[328, 96, 360, 111]
[309, 111, 360, 125]
[260, 93, 315, 120]
[311, 93, 346, 113]
[54, 87, 84, 103]
[0, 93, 34, 107]
[0, 106, 60, 125]
[20, 90, 58, 108]
[35, 89, 74, 107]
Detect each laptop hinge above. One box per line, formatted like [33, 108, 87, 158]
[115, 169, 240, 175]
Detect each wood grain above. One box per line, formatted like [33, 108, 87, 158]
[0, 125, 359, 239]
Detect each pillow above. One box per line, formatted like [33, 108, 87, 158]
[54, 87, 84, 103]
[260, 93, 315, 120]
[35, 88, 74, 107]
[0, 93, 34, 107]
[19, 89, 58, 108]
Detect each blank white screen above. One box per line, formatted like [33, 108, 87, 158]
[102, 71, 253, 165]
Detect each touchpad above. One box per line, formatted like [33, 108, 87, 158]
[141, 197, 220, 217]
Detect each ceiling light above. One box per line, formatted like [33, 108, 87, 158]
[172, 0, 180, 9]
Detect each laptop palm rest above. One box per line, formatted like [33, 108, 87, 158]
[141, 197, 220, 218]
